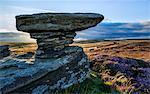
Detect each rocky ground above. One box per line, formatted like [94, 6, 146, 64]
[0, 39, 150, 93]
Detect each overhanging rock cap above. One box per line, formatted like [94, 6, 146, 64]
[16, 13, 104, 32]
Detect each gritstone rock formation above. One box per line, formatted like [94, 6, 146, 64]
[0, 13, 104, 94]
[16, 13, 104, 58]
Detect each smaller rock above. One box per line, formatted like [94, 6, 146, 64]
[0, 45, 10, 59]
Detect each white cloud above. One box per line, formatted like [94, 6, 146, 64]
[0, 28, 19, 33]
[77, 30, 105, 36]
[11, 6, 54, 14]
[74, 38, 88, 41]
[0, 6, 55, 32]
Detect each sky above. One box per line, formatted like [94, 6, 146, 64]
[0, 0, 149, 32]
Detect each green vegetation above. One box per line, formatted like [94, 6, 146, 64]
[56, 71, 119, 94]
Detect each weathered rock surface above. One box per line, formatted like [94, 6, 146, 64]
[0, 46, 89, 94]
[16, 13, 104, 32]
[16, 13, 104, 59]
[30, 31, 76, 58]
[0, 45, 10, 59]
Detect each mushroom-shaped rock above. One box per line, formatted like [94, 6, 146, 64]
[16, 13, 104, 58]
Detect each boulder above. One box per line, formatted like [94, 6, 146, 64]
[0, 45, 10, 59]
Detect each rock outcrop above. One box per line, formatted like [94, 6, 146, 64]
[16, 13, 104, 59]
[0, 45, 10, 59]
[0, 47, 89, 94]
[0, 13, 104, 94]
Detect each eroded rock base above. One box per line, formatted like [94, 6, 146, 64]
[30, 31, 76, 58]
[0, 46, 89, 94]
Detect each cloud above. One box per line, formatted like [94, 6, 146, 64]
[139, 21, 150, 27]
[0, 6, 55, 32]
[0, 28, 19, 33]
[74, 38, 88, 41]
[77, 29, 105, 36]
[11, 6, 54, 14]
